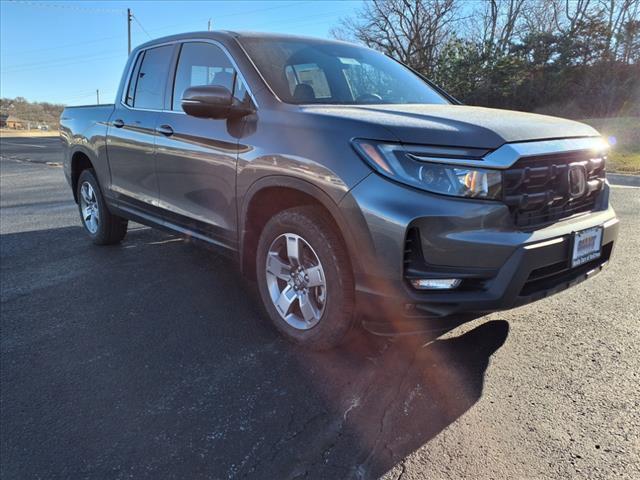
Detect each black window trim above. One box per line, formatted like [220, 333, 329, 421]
[124, 50, 145, 107]
[120, 38, 259, 114]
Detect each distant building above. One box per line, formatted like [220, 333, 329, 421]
[0, 114, 26, 129]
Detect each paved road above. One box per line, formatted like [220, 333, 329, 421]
[1, 137, 639, 479]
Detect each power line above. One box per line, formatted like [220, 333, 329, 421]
[132, 13, 153, 40]
[1, 52, 126, 74]
[2, 34, 125, 58]
[3, 0, 316, 58]
[242, 9, 352, 30]
[2, 1, 347, 72]
[115, 0, 316, 37]
[2, 49, 122, 70]
[8, 0, 124, 14]
[2, 10, 347, 73]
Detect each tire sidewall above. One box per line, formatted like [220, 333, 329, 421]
[256, 207, 354, 348]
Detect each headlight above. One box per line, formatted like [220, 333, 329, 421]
[352, 139, 503, 200]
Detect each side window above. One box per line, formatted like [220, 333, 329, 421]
[284, 63, 332, 101]
[131, 45, 173, 110]
[124, 52, 143, 107]
[172, 42, 237, 111]
[233, 74, 251, 106]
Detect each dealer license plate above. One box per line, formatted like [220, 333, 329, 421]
[571, 226, 603, 268]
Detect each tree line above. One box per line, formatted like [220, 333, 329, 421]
[0, 97, 64, 129]
[332, 0, 640, 118]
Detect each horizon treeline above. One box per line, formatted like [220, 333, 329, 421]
[332, 0, 640, 118]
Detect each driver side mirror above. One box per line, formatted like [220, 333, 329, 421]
[181, 84, 252, 119]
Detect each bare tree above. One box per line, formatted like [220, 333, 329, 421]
[521, 0, 562, 34]
[481, 0, 529, 56]
[599, 0, 640, 59]
[331, 0, 459, 75]
[552, 0, 595, 35]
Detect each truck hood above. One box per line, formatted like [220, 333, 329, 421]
[300, 104, 600, 149]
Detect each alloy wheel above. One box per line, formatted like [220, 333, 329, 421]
[79, 181, 100, 234]
[265, 233, 327, 330]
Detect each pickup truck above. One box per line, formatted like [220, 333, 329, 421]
[60, 31, 619, 349]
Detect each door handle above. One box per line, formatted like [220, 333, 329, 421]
[113, 118, 125, 128]
[156, 124, 174, 136]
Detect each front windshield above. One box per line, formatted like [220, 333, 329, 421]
[239, 37, 450, 106]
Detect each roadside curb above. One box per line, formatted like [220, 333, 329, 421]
[608, 173, 640, 187]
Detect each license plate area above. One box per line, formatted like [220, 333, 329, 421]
[571, 226, 603, 268]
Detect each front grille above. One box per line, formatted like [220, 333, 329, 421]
[503, 151, 606, 229]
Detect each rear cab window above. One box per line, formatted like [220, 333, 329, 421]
[124, 44, 174, 110]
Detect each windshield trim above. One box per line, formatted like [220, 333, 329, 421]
[234, 36, 453, 107]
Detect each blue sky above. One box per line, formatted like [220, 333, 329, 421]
[0, 0, 362, 105]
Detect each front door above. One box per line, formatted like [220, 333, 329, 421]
[154, 41, 250, 248]
[107, 44, 175, 210]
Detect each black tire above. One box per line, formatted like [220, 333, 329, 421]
[77, 169, 128, 245]
[256, 206, 355, 350]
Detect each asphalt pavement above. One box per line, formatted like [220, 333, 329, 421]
[1, 137, 639, 479]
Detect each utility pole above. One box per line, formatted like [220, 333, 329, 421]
[96, 89, 100, 104]
[208, 18, 212, 31]
[127, 8, 132, 55]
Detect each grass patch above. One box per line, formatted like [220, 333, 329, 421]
[581, 117, 640, 174]
[0, 129, 59, 138]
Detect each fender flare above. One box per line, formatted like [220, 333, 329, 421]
[68, 146, 98, 199]
[239, 175, 364, 277]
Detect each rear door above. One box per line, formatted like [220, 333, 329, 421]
[154, 41, 252, 248]
[107, 44, 175, 210]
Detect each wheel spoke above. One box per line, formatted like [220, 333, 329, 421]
[265, 232, 327, 330]
[299, 292, 319, 324]
[81, 184, 91, 204]
[266, 253, 292, 280]
[275, 285, 297, 317]
[285, 234, 300, 266]
[305, 265, 325, 288]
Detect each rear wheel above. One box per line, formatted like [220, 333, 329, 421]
[77, 169, 128, 245]
[256, 206, 355, 350]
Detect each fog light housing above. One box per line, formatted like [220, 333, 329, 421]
[410, 278, 462, 290]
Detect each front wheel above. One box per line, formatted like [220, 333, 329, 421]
[77, 169, 128, 245]
[256, 206, 355, 350]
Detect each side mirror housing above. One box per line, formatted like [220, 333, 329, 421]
[181, 85, 253, 119]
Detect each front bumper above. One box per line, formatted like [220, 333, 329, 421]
[341, 173, 619, 319]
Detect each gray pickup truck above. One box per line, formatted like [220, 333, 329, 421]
[60, 31, 619, 349]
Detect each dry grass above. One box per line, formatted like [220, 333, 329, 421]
[581, 117, 640, 174]
[0, 129, 60, 138]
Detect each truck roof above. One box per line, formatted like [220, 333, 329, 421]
[134, 30, 357, 52]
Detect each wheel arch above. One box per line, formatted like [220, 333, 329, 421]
[239, 176, 362, 281]
[70, 150, 96, 203]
